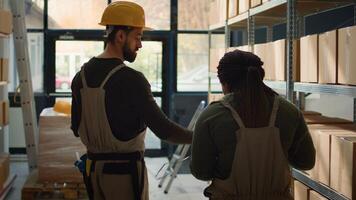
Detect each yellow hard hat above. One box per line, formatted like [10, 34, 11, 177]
[99, 1, 150, 29]
[53, 101, 71, 115]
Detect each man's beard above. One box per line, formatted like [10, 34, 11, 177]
[123, 41, 137, 63]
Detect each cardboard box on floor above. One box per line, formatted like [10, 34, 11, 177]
[338, 25, 356, 85]
[228, 0, 238, 18]
[309, 190, 327, 200]
[38, 108, 86, 183]
[0, 9, 12, 35]
[318, 30, 337, 84]
[300, 34, 318, 83]
[0, 153, 9, 190]
[294, 180, 309, 200]
[330, 136, 356, 200]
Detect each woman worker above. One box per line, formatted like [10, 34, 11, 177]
[190, 50, 315, 200]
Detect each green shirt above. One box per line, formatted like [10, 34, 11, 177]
[190, 93, 315, 181]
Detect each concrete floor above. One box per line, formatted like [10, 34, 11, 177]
[4, 156, 209, 200]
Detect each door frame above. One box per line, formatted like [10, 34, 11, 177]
[44, 29, 174, 157]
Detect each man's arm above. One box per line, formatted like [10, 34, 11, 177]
[133, 72, 192, 144]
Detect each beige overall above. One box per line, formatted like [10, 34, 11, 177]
[78, 64, 149, 200]
[204, 96, 292, 200]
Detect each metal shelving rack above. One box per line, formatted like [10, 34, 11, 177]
[208, 0, 356, 199]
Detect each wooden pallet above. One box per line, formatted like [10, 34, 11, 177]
[22, 170, 87, 200]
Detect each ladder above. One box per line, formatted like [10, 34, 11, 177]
[10, 0, 38, 171]
[158, 100, 206, 193]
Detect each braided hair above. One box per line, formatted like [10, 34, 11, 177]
[217, 49, 278, 127]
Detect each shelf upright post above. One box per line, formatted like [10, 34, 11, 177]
[297, 15, 305, 109]
[267, 26, 273, 42]
[286, 0, 297, 102]
[225, 20, 230, 52]
[10, 0, 38, 171]
[208, 29, 212, 94]
[247, 10, 255, 52]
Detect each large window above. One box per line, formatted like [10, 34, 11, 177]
[9, 33, 44, 92]
[127, 41, 163, 92]
[48, 0, 107, 29]
[178, 0, 210, 30]
[25, 0, 44, 29]
[55, 41, 104, 92]
[113, 0, 170, 30]
[177, 34, 209, 92]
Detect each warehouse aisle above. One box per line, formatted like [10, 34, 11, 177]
[5, 156, 208, 200]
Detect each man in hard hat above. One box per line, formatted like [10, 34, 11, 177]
[70, 1, 192, 200]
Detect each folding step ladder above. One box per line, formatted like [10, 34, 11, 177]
[158, 100, 206, 193]
[10, 0, 38, 171]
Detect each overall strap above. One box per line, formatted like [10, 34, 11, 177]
[221, 101, 245, 128]
[100, 63, 126, 88]
[268, 96, 280, 127]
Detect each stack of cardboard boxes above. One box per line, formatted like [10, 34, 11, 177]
[300, 25, 356, 86]
[295, 113, 356, 199]
[0, 6, 12, 195]
[38, 108, 86, 183]
[210, 0, 273, 25]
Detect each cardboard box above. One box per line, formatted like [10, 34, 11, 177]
[0, 58, 8, 82]
[251, 0, 262, 8]
[302, 111, 321, 116]
[208, 93, 224, 103]
[228, 0, 238, 18]
[338, 25, 356, 85]
[305, 127, 319, 179]
[0, 9, 12, 35]
[300, 34, 318, 83]
[315, 128, 356, 186]
[210, 48, 225, 73]
[309, 191, 327, 200]
[38, 108, 86, 183]
[254, 43, 272, 80]
[294, 180, 309, 200]
[272, 39, 285, 81]
[219, 0, 228, 23]
[0, 153, 10, 190]
[318, 30, 337, 84]
[239, 0, 249, 14]
[330, 136, 356, 199]
[304, 115, 352, 125]
[209, 0, 219, 25]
